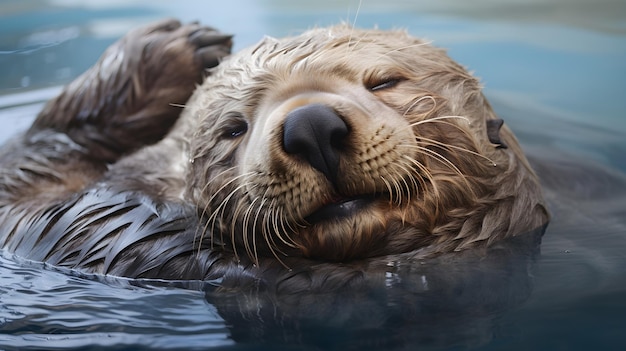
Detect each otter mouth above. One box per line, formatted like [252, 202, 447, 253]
[305, 195, 376, 224]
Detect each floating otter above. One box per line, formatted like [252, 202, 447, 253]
[0, 20, 548, 284]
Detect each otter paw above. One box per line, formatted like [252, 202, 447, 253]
[31, 19, 233, 161]
[135, 19, 232, 87]
[141, 18, 183, 33]
[189, 27, 233, 69]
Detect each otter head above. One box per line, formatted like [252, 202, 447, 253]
[180, 25, 548, 263]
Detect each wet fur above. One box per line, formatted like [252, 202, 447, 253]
[184, 26, 549, 263]
[0, 21, 548, 283]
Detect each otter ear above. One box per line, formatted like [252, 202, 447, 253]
[486, 118, 508, 149]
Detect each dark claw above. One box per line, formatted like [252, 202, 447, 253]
[189, 30, 233, 47]
[195, 45, 231, 68]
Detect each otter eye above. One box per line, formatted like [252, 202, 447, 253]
[367, 77, 404, 92]
[222, 119, 248, 139]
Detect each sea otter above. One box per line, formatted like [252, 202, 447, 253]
[0, 20, 548, 285]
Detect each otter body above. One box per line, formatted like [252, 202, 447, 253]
[0, 20, 548, 284]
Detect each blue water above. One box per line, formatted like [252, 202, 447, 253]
[1, 1, 625, 350]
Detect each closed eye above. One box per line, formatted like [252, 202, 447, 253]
[368, 77, 403, 92]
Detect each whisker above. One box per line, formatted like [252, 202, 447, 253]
[403, 95, 437, 119]
[195, 167, 238, 224]
[278, 206, 300, 246]
[262, 200, 290, 255]
[271, 205, 299, 248]
[205, 181, 258, 261]
[393, 160, 419, 205]
[401, 154, 432, 187]
[241, 196, 260, 264]
[410, 115, 471, 127]
[416, 136, 497, 166]
[402, 154, 439, 203]
[347, 0, 364, 54]
[194, 167, 254, 254]
[200, 170, 256, 214]
[196, 170, 256, 240]
[390, 166, 412, 225]
[268, 203, 282, 247]
[260, 200, 291, 269]
[405, 144, 466, 179]
[194, 166, 238, 245]
[351, 0, 362, 29]
[380, 176, 395, 206]
[404, 157, 423, 196]
[250, 196, 268, 266]
[391, 171, 404, 205]
[418, 144, 478, 198]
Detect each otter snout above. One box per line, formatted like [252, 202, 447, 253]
[282, 103, 349, 183]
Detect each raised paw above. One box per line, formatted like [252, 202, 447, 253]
[32, 19, 233, 161]
[132, 19, 233, 95]
[189, 27, 233, 69]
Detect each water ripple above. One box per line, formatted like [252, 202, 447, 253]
[0, 253, 233, 350]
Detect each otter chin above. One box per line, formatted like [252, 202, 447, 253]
[305, 195, 375, 223]
[0, 20, 548, 280]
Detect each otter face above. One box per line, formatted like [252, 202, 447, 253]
[183, 26, 547, 263]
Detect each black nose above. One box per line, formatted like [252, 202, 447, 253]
[283, 103, 349, 183]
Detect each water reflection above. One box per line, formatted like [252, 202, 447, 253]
[206, 227, 545, 350]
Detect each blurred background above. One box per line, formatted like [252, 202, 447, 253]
[1, 0, 625, 168]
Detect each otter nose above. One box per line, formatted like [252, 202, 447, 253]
[283, 103, 348, 183]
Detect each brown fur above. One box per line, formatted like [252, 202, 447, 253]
[182, 25, 549, 264]
[0, 22, 548, 280]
